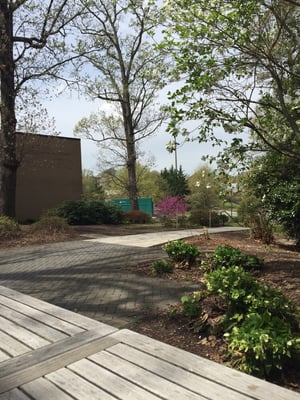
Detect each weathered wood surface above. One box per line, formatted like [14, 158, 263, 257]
[110, 329, 300, 400]
[0, 285, 118, 395]
[0, 286, 299, 400]
[0, 330, 118, 394]
[0, 285, 113, 332]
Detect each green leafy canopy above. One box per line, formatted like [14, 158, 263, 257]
[162, 0, 300, 165]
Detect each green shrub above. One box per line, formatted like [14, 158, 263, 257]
[225, 313, 299, 378]
[106, 204, 126, 224]
[30, 216, 71, 234]
[205, 266, 259, 324]
[124, 210, 152, 224]
[205, 266, 299, 378]
[163, 240, 200, 268]
[238, 199, 273, 244]
[0, 216, 20, 239]
[205, 266, 296, 326]
[202, 245, 263, 272]
[188, 210, 223, 227]
[152, 259, 174, 274]
[54, 200, 125, 225]
[181, 292, 203, 318]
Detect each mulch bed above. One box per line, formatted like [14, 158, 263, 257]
[127, 230, 300, 393]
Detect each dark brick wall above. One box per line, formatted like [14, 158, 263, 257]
[16, 133, 82, 221]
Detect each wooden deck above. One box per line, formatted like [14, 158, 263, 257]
[0, 285, 299, 399]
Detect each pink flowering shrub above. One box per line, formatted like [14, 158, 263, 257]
[155, 196, 187, 219]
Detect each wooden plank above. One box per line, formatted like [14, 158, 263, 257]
[0, 294, 83, 336]
[0, 303, 67, 342]
[0, 315, 49, 349]
[0, 330, 30, 358]
[112, 330, 300, 400]
[46, 368, 117, 400]
[0, 286, 116, 333]
[0, 388, 32, 400]
[69, 358, 161, 400]
[0, 330, 118, 394]
[90, 350, 206, 400]
[107, 343, 249, 400]
[21, 378, 73, 400]
[0, 351, 10, 363]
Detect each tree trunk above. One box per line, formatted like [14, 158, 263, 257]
[127, 137, 139, 211]
[0, 1, 18, 217]
[122, 99, 139, 211]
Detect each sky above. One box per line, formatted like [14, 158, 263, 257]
[43, 93, 223, 178]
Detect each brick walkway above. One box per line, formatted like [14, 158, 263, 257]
[0, 239, 200, 328]
[0, 227, 248, 327]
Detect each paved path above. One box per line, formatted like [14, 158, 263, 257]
[0, 227, 248, 328]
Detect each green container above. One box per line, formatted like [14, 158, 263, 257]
[109, 197, 153, 216]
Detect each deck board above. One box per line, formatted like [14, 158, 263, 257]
[0, 285, 299, 400]
[69, 358, 162, 400]
[89, 350, 207, 400]
[0, 315, 50, 349]
[0, 330, 30, 358]
[106, 342, 249, 400]
[111, 329, 300, 400]
[46, 368, 117, 400]
[21, 378, 74, 400]
[0, 330, 118, 394]
[0, 293, 83, 336]
[0, 388, 32, 400]
[0, 286, 111, 331]
[0, 303, 67, 342]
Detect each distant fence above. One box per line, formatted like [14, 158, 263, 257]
[108, 197, 153, 216]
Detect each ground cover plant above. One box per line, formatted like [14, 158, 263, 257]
[205, 266, 299, 379]
[201, 244, 264, 272]
[162, 240, 200, 268]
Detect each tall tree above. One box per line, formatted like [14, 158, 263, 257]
[74, 0, 167, 211]
[100, 163, 165, 203]
[0, 0, 81, 217]
[162, 0, 300, 166]
[160, 165, 190, 197]
[82, 169, 105, 201]
[242, 152, 300, 245]
[188, 166, 221, 212]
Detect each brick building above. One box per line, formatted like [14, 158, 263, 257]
[16, 133, 82, 221]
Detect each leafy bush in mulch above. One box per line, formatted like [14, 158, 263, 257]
[0, 216, 20, 239]
[201, 244, 263, 272]
[152, 260, 174, 274]
[181, 265, 299, 379]
[163, 240, 200, 268]
[181, 291, 204, 318]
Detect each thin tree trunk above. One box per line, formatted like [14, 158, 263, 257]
[0, 1, 18, 217]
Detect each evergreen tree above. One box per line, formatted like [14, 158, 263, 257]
[160, 166, 190, 197]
